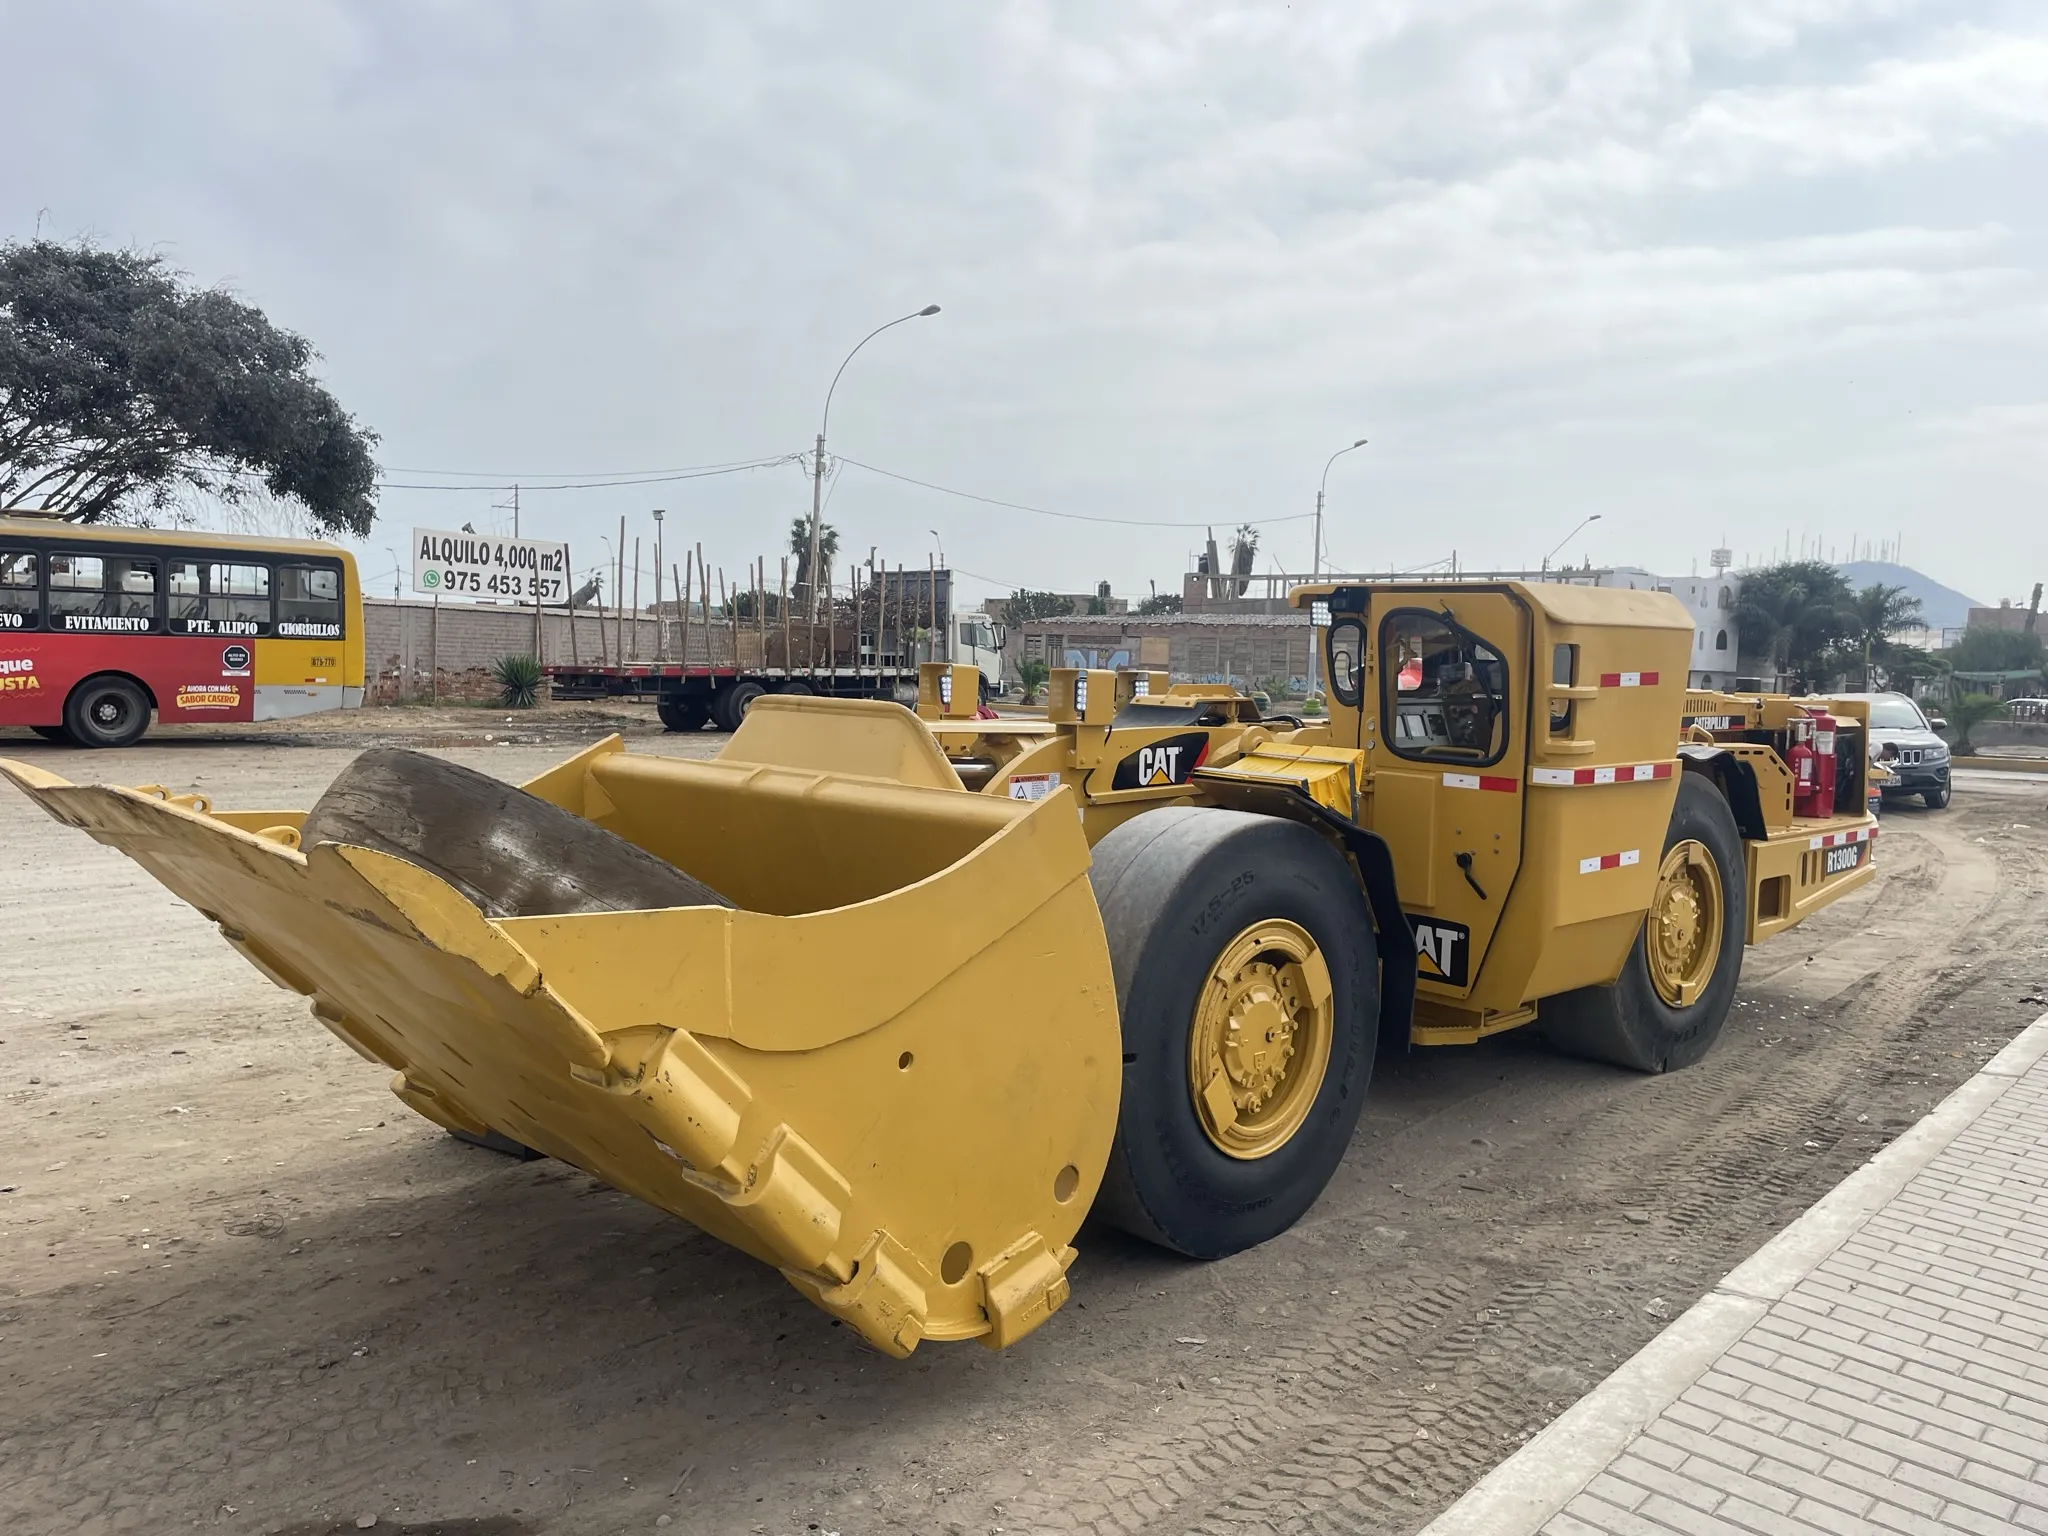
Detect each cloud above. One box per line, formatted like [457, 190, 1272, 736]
[2, 0, 2044, 600]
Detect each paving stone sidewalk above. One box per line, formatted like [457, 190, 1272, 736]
[1423, 1012, 2048, 1536]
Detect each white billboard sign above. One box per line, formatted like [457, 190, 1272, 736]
[412, 528, 571, 605]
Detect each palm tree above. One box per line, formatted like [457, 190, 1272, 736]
[1847, 583, 1923, 689]
[789, 516, 839, 606]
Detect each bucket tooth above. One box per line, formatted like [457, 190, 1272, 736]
[977, 1232, 1075, 1350]
[786, 1230, 935, 1359]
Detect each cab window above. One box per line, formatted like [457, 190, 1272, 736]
[1326, 617, 1365, 707]
[47, 552, 160, 632]
[0, 549, 37, 630]
[278, 565, 343, 635]
[1381, 609, 1510, 764]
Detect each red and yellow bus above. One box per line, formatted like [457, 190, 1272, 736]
[0, 513, 365, 747]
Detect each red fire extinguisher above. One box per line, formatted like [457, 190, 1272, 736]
[1808, 708, 1839, 816]
[1791, 710, 1839, 819]
[1787, 715, 1819, 818]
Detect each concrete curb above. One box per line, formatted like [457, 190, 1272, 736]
[1416, 1008, 2048, 1536]
[1954, 754, 2048, 775]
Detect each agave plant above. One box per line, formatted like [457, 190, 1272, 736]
[493, 653, 543, 709]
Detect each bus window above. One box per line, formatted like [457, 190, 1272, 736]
[278, 565, 343, 637]
[206, 563, 272, 633]
[0, 550, 36, 630]
[168, 560, 205, 629]
[47, 553, 159, 633]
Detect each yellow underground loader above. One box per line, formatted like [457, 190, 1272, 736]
[1, 579, 1880, 1357]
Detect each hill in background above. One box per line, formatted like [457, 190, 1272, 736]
[1836, 561, 1982, 631]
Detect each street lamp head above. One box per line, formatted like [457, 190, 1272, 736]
[1352, 437, 1369, 448]
[1588, 513, 1603, 523]
[918, 304, 941, 316]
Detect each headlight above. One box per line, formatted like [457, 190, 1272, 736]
[1927, 743, 1950, 762]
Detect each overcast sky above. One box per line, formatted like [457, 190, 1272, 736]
[5, 0, 2044, 609]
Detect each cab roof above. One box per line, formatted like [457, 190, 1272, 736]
[1288, 578, 1693, 631]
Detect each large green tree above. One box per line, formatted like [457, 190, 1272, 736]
[1733, 561, 1855, 689]
[0, 238, 378, 534]
[1949, 626, 2044, 674]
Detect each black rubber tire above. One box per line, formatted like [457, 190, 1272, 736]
[63, 675, 152, 748]
[778, 680, 814, 696]
[712, 680, 766, 732]
[1922, 780, 1951, 810]
[1087, 806, 1379, 1258]
[1542, 772, 1747, 1073]
[656, 696, 711, 732]
[30, 724, 72, 743]
[300, 748, 732, 918]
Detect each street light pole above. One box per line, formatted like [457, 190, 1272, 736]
[806, 305, 942, 621]
[1309, 437, 1368, 698]
[1541, 513, 1603, 578]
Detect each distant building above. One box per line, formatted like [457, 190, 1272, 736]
[1966, 601, 2040, 634]
[1020, 612, 1312, 693]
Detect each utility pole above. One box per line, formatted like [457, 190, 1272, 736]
[512, 484, 520, 540]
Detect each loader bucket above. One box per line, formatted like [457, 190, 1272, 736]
[0, 699, 1123, 1355]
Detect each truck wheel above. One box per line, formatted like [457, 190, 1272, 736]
[778, 680, 814, 696]
[712, 680, 765, 732]
[656, 697, 710, 732]
[1087, 807, 1378, 1258]
[1543, 772, 1747, 1073]
[64, 675, 152, 748]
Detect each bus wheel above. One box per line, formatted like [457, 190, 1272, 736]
[64, 675, 152, 749]
[30, 725, 72, 744]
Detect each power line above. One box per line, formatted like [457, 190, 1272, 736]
[372, 455, 803, 492]
[834, 457, 1317, 530]
[377, 453, 801, 483]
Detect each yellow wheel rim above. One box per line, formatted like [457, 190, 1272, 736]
[1187, 919, 1335, 1160]
[1647, 839, 1724, 1008]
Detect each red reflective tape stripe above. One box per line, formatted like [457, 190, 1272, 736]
[1479, 775, 1518, 793]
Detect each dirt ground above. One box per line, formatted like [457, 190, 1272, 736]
[3, 714, 2046, 1536]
